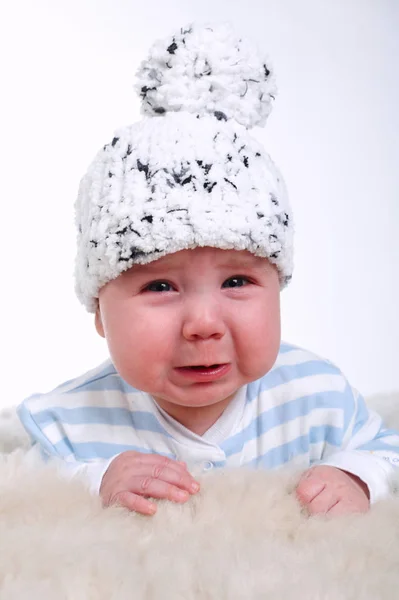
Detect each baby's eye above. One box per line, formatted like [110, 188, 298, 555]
[145, 280, 174, 292]
[222, 276, 250, 288]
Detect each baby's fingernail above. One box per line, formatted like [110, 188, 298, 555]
[191, 482, 200, 493]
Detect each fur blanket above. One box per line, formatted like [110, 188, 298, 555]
[1, 394, 399, 599]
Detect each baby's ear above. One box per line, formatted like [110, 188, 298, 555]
[95, 305, 105, 338]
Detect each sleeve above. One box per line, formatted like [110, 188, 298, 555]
[319, 384, 399, 504]
[17, 396, 124, 495]
[23, 443, 119, 495]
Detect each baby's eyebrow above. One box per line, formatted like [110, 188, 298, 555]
[123, 261, 178, 280]
[214, 256, 271, 272]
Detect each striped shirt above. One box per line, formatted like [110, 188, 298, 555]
[17, 342, 399, 503]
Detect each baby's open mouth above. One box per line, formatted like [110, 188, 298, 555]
[175, 363, 231, 380]
[187, 364, 221, 370]
[176, 364, 229, 373]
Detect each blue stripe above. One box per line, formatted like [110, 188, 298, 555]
[246, 435, 310, 468]
[357, 430, 399, 453]
[246, 360, 342, 403]
[309, 424, 342, 446]
[279, 342, 297, 353]
[17, 403, 65, 458]
[377, 428, 399, 440]
[52, 439, 176, 461]
[350, 390, 369, 437]
[33, 407, 171, 436]
[358, 440, 399, 453]
[220, 390, 345, 457]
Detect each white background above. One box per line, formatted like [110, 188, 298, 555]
[0, 0, 398, 408]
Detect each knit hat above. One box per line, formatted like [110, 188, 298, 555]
[75, 23, 293, 313]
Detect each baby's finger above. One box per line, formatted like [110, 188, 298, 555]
[324, 500, 349, 518]
[326, 496, 369, 517]
[307, 487, 338, 516]
[296, 477, 326, 505]
[110, 491, 157, 515]
[122, 452, 189, 475]
[126, 463, 200, 495]
[128, 475, 192, 504]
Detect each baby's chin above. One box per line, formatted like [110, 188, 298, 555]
[151, 380, 244, 409]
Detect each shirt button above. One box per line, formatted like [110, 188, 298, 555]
[203, 461, 214, 471]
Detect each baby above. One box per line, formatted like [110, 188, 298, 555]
[17, 23, 399, 518]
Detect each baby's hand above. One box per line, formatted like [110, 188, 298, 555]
[295, 465, 370, 517]
[100, 451, 200, 515]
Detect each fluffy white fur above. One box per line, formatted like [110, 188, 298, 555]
[1, 393, 399, 599]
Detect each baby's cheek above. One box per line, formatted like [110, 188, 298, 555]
[104, 334, 152, 389]
[238, 324, 280, 380]
[117, 355, 163, 392]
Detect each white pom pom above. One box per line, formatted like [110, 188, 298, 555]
[135, 23, 277, 129]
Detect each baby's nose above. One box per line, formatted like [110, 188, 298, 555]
[181, 299, 226, 341]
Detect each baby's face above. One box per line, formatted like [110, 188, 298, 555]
[96, 247, 281, 418]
